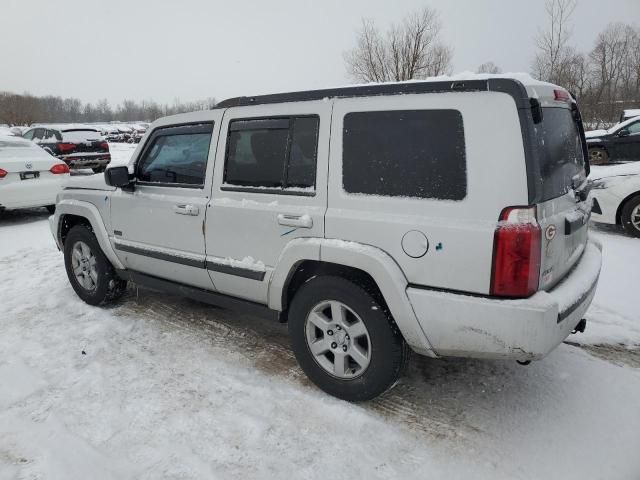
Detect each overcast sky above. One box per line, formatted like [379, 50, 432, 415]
[1, 0, 638, 106]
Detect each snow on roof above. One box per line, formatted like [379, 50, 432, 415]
[622, 109, 640, 118]
[32, 123, 99, 132]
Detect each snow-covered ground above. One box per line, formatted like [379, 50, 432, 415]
[1, 160, 639, 478]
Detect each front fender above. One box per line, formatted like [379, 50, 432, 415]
[268, 238, 435, 356]
[52, 198, 125, 270]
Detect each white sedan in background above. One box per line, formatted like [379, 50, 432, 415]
[590, 162, 640, 237]
[0, 135, 70, 213]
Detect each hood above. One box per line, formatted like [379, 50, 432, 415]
[63, 173, 116, 191]
[585, 129, 607, 139]
[589, 162, 640, 180]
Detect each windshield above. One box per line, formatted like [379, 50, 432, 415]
[532, 107, 586, 201]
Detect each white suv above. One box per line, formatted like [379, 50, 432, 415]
[50, 76, 602, 401]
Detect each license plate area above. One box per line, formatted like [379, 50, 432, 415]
[20, 171, 40, 180]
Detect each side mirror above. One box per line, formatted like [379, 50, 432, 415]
[104, 166, 132, 188]
[618, 128, 630, 137]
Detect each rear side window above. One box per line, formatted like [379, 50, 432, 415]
[533, 107, 586, 201]
[342, 110, 466, 200]
[137, 124, 213, 187]
[224, 116, 319, 191]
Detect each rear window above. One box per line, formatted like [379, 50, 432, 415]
[533, 107, 586, 200]
[62, 129, 102, 143]
[342, 110, 466, 200]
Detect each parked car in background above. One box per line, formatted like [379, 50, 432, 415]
[50, 76, 601, 401]
[0, 134, 70, 212]
[585, 116, 640, 165]
[590, 162, 640, 237]
[620, 109, 640, 123]
[23, 125, 111, 173]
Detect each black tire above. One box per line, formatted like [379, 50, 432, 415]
[63, 225, 127, 305]
[589, 147, 609, 165]
[288, 275, 410, 402]
[92, 166, 106, 174]
[621, 195, 640, 238]
[46, 205, 56, 214]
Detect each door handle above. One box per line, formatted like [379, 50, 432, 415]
[277, 213, 313, 228]
[173, 204, 199, 216]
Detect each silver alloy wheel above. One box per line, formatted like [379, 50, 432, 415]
[589, 148, 607, 164]
[305, 300, 372, 379]
[631, 205, 640, 231]
[71, 241, 98, 291]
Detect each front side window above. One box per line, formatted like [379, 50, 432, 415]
[626, 121, 640, 135]
[23, 129, 35, 140]
[342, 110, 467, 200]
[137, 124, 213, 187]
[224, 116, 319, 191]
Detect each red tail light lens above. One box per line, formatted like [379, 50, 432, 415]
[0, 168, 7, 178]
[50, 163, 70, 174]
[58, 142, 76, 153]
[99, 142, 109, 151]
[490, 206, 541, 298]
[554, 89, 571, 102]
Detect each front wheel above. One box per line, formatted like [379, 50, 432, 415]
[589, 147, 609, 165]
[288, 275, 409, 401]
[621, 195, 640, 238]
[63, 225, 127, 305]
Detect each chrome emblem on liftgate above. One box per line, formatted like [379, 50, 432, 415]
[545, 224, 557, 241]
[25, 163, 32, 170]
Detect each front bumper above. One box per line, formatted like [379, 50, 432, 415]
[407, 239, 602, 361]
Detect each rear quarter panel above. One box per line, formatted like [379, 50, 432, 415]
[326, 91, 529, 294]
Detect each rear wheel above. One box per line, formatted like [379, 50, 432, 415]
[589, 147, 609, 165]
[63, 225, 127, 305]
[621, 195, 640, 238]
[288, 275, 409, 401]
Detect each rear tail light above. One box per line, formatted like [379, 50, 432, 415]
[490, 206, 541, 298]
[58, 142, 76, 153]
[50, 163, 70, 174]
[0, 168, 7, 178]
[99, 141, 109, 151]
[554, 89, 571, 102]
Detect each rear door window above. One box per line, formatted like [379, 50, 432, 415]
[533, 107, 586, 200]
[223, 116, 319, 191]
[342, 110, 466, 200]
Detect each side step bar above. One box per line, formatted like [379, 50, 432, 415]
[117, 269, 280, 322]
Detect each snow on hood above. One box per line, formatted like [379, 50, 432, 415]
[589, 162, 640, 180]
[585, 129, 608, 139]
[63, 173, 116, 191]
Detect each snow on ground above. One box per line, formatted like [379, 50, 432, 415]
[0, 211, 639, 479]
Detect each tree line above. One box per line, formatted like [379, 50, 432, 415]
[344, 2, 640, 128]
[0, 93, 215, 126]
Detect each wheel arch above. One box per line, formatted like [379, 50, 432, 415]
[615, 191, 640, 225]
[54, 199, 124, 270]
[268, 238, 435, 356]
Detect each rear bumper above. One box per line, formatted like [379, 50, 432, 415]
[407, 239, 602, 361]
[0, 177, 64, 209]
[59, 153, 111, 169]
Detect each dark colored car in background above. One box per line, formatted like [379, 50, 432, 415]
[23, 125, 111, 173]
[586, 116, 640, 165]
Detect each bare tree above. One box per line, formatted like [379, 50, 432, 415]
[476, 61, 502, 74]
[532, 0, 577, 84]
[344, 7, 453, 83]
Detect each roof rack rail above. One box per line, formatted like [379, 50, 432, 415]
[215, 78, 529, 109]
